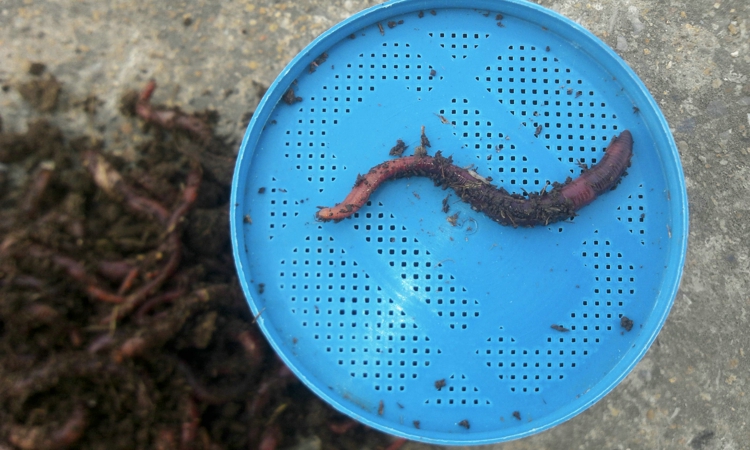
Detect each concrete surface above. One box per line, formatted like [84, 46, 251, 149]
[1, 0, 748, 449]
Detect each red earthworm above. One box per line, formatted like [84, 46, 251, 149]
[134, 288, 187, 323]
[24, 303, 60, 324]
[113, 336, 148, 361]
[166, 161, 202, 233]
[8, 274, 46, 290]
[235, 329, 265, 366]
[247, 364, 295, 446]
[69, 329, 84, 347]
[154, 428, 178, 450]
[20, 163, 54, 218]
[329, 420, 359, 434]
[258, 424, 281, 450]
[26, 244, 125, 304]
[83, 150, 170, 225]
[7, 403, 89, 450]
[129, 167, 179, 205]
[176, 359, 254, 405]
[316, 130, 633, 227]
[87, 333, 115, 354]
[117, 267, 140, 295]
[180, 396, 200, 450]
[135, 80, 212, 142]
[96, 260, 136, 283]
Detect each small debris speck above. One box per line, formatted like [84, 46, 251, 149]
[282, 87, 302, 105]
[28, 62, 46, 75]
[389, 139, 407, 157]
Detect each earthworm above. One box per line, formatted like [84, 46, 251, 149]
[26, 244, 125, 304]
[247, 364, 295, 448]
[135, 288, 187, 324]
[96, 260, 136, 283]
[20, 162, 54, 218]
[180, 395, 200, 450]
[315, 130, 633, 227]
[116, 267, 140, 295]
[108, 286, 225, 362]
[235, 329, 265, 366]
[23, 303, 60, 324]
[258, 424, 281, 450]
[154, 429, 178, 450]
[329, 420, 359, 434]
[87, 333, 115, 354]
[176, 359, 254, 405]
[10, 354, 126, 404]
[7, 402, 89, 450]
[8, 274, 46, 290]
[135, 80, 212, 142]
[83, 151, 171, 225]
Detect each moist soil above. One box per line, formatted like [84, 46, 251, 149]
[0, 74, 394, 449]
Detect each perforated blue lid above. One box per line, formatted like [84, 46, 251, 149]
[230, 0, 687, 444]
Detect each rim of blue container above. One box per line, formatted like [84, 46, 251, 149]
[230, 0, 688, 444]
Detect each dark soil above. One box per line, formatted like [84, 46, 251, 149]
[0, 76, 394, 450]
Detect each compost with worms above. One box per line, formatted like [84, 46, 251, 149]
[0, 75, 395, 449]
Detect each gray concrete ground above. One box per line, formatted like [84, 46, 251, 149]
[1, 0, 748, 449]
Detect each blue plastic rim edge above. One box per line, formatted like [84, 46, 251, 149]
[230, 0, 689, 444]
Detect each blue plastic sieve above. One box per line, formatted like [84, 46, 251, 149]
[230, 0, 688, 444]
